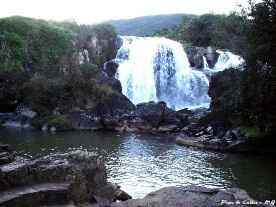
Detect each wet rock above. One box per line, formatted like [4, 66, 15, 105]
[0, 105, 37, 129]
[135, 102, 183, 130]
[50, 126, 57, 133]
[0, 144, 14, 165]
[115, 189, 132, 201]
[175, 132, 250, 153]
[67, 92, 135, 131]
[111, 185, 262, 207]
[98, 72, 122, 93]
[0, 113, 32, 129]
[16, 104, 37, 119]
[0, 183, 71, 207]
[185, 46, 219, 69]
[104, 60, 119, 78]
[185, 47, 205, 69]
[205, 46, 219, 68]
[67, 111, 102, 130]
[0, 150, 125, 206]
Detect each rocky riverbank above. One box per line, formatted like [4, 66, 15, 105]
[111, 186, 266, 207]
[0, 144, 131, 207]
[1, 45, 272, 154]
[0, 144, 267, 207]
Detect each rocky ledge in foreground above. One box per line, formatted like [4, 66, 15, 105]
[0, 143, 14, 165]
[0, 144, 267, 207]
[0, 147, 130, 207]
[112, 186, 266, 207]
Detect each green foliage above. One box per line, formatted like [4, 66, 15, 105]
[76, 23, 117, 66]
[155, 13, 249, 55]
[0, 71, 29, 112]
[32, 115, 73, 131]
[79, 63, 100, 79]
[0, 16, 73, 74]
[0, 31, 25, 71]
[0, 16, 117, 74]
[241, 0, 276, 135]
[106, 14, 194, 36]
[46, 115, 73, 131]
[240, 126, 262, 139]
[21, 71, 115, 115]
[0, 16, 118, 119]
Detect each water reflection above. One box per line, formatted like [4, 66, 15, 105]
[0, 128, 275, 200]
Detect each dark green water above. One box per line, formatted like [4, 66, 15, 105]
[0, 127, 276, 200]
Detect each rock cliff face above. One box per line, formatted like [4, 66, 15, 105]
[185, 46, 219, 69]
[208, 68, 244, 122]
[76, 26, 118, 67]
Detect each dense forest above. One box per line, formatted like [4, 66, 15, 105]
[154, 13, 249, 56]
[155, 0, 276, 138]
[105, 14, 195, 36]
[0, 16, 120, 128]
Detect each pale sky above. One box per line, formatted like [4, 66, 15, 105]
[0, 0, 248, 24]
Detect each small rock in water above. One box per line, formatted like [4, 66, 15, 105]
[50, 126, 57, 133]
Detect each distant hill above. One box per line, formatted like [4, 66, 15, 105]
[105, 14, 195, 36]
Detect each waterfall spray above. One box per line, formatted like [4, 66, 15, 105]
[115, 36, 243, 110]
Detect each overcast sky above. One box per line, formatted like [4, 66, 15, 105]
[0, 0, 248, 24]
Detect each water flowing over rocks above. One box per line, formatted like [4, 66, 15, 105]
[115, 36, 244, 110]
[185, 46, 219, 69]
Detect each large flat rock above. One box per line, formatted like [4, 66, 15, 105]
[111, 186, 266, 207]
[0, 183, 71, 207]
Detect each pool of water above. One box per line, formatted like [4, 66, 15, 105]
[0, 127, 276, 200]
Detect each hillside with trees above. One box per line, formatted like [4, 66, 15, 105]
[154, 13, 249, 56]
[105, 14, 195, 36]
[0, 16, 120, 119]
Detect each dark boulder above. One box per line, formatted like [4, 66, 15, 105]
[100, 60, 121, 93]
[135, 102, 187, 131]
[205, 46, 219, 68]
[135, 102, 167, 128]
[0, 144, 14, 165]
[208, 68, 243, 124]
[95, 93, 135, 118]
[185, 47, 205, 69]
[98, 72, 122, 93]
[185, 46, 219, 69]
[104, 60, 119, 78]
[115, 36, 124, 51]
[0, 150, 128, 206]
[68, 93, 135, 130]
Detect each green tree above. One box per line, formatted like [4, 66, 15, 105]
[242, 0, 276, 135]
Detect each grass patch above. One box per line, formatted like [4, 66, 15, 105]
[240, 126, 262, 139]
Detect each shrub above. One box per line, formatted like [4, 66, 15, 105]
[46, 115, 73, 131]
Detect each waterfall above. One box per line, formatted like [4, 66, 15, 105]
[213, 50, 245, 72]
[115, 36, 243, 110]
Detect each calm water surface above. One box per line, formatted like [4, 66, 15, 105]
[0, 128, 276, 200]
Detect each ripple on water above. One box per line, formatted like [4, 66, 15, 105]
[1, 129, 276, 200]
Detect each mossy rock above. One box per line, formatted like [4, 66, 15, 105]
[240, 126, 262, 139]
[32, 115, 73, 131]
[46, 115, 73, 131]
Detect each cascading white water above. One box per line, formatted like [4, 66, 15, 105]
[115, 36, 244, 110]
[213, 50, 245, 72]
